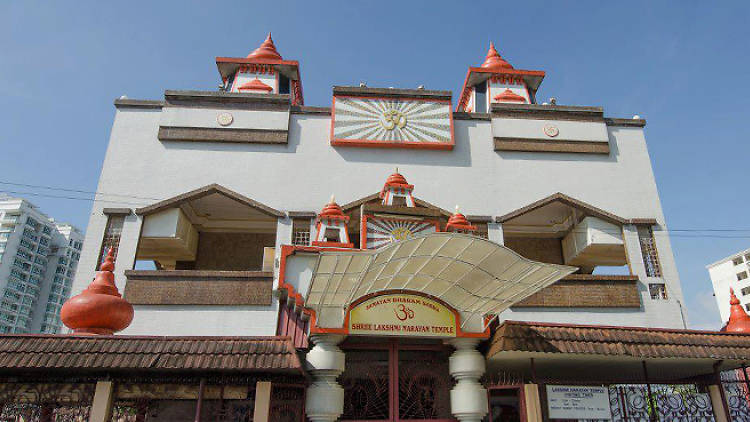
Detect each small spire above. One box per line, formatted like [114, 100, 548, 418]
[455, 205, 460, 213]
[60, 248, 134, 335]
[329, 194, 336, 204]
[723, 288, 750, 333]
[247, 32, 283, 60]
[481, 41, 513, 70]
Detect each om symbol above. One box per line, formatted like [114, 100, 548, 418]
[391, 227, 413, 241]
[394, 304, 415, 321]
[380, 109, 407, 131]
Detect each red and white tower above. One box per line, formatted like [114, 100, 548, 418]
[216, 33, 305, 105]
[380, 169, 415, 207]
[313, 196, 353, 248]
[456, 41, 545, 113]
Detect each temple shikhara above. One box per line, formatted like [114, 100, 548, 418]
[4, 34, 750, 422]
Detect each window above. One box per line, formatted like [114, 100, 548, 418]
[292, 218, 311, 246]
[734, 257, 744, 266]
[649, 283, 668, 300]
[742, 287, 750, 297]
[97, 215, 125, 269]
[637, 226, 662, 277]
[746, 254, 750, 263]
[738, 271, 749, 281]
[474, 82, 487, 113]
[324, 227, 341, 243]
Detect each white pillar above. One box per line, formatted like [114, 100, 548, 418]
[447, 338, 488, 422]
[88, 380, 114, 422]
[487, 222, 504, 245]
[708, 384, 729, 422]
[305, 334, 346, 422]
[253, 381, 272, 422]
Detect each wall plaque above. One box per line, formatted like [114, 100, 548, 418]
[546, 385, 611, 420]
[349, 293, 457, 337]
[331, 89, 454, 150]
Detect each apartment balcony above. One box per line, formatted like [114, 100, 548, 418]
[123, 270, 273, 306]
[512, 274, 641, 308]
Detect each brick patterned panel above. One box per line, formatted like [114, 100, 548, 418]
[511, 275, 640, 308]
[124, 270, 272, 305]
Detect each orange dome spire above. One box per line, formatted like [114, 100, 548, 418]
[238, 77, 273, 92]
[380, 168, 414, 198]
[494, 88, 526, 103]
[481, 42, 513, 71]
[723, 288, 750, 333]
[247, 32, 283, 60]
[318, 195, 349, 221]
[60, 249, 134, 335]
[446, 206, 477, 232]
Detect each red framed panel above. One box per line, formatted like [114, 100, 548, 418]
[361, 214, 440, 250]
[331, 95, 455, 150]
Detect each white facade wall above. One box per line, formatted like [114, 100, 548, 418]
[71, 99, 686, 336]
[708, 248, 750, 323]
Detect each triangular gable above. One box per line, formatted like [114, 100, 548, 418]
[135, 184, 284, 218]
[496, 193, 627, 225]
[340, 192, 452, 217]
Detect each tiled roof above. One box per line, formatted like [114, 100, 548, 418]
[0, 335, 304, 374]
[489, 321, 750, 360]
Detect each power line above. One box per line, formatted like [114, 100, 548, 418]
[2, 180, 750, 238]
[0, 181, 161, 201]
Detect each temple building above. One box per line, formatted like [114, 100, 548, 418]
[3, 35, 750, 422]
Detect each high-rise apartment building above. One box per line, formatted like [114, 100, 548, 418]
[0, 195, 83, 333]
[708, 247, 750, 324]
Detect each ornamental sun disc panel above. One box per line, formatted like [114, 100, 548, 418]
[333, 97, 453, 148]
[366, 218, 436, 249]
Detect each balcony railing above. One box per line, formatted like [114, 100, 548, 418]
[124, 270, 273, 306]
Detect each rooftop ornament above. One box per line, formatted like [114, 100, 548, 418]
[493, 88, 526, 103]
[60, 249, 134, 335]
[380, 168, 414, 199]
[722, 288, 750, 333]
[318, 195, 348, 222]
[247, 32, 283, 60]
[446, 205, 477, 232]
[481, 42, 513, 71]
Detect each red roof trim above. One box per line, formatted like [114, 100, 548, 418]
[500, 320, 737, 336]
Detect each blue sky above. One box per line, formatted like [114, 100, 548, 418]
[1, 1, 748, 330]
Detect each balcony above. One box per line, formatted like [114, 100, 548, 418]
[123, 270, 273, 306]
[511, 274, 641, 308]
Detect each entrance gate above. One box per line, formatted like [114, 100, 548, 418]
[339, 340, 454, 422]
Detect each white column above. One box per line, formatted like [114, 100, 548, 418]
[487, 222, 504, 245]
[88, 380, 114, 422]
[253, 381, 272, 422]
[447, 338, 488, 422]
[305, 334, 346, 422]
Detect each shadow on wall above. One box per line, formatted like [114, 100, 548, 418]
[332, 120, 478, 168]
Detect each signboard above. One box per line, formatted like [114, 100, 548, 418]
[349, 293, 457, 337]
[546, 385, 611, 420]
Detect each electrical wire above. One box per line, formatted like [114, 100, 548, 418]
[2, 180, 750, 238]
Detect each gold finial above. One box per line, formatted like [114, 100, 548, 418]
[455, 205, 460, 214]
[395, 166, 399, 173]
[329, 194, 336, 204]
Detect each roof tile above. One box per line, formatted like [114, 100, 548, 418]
[0, 335, 303, 374]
